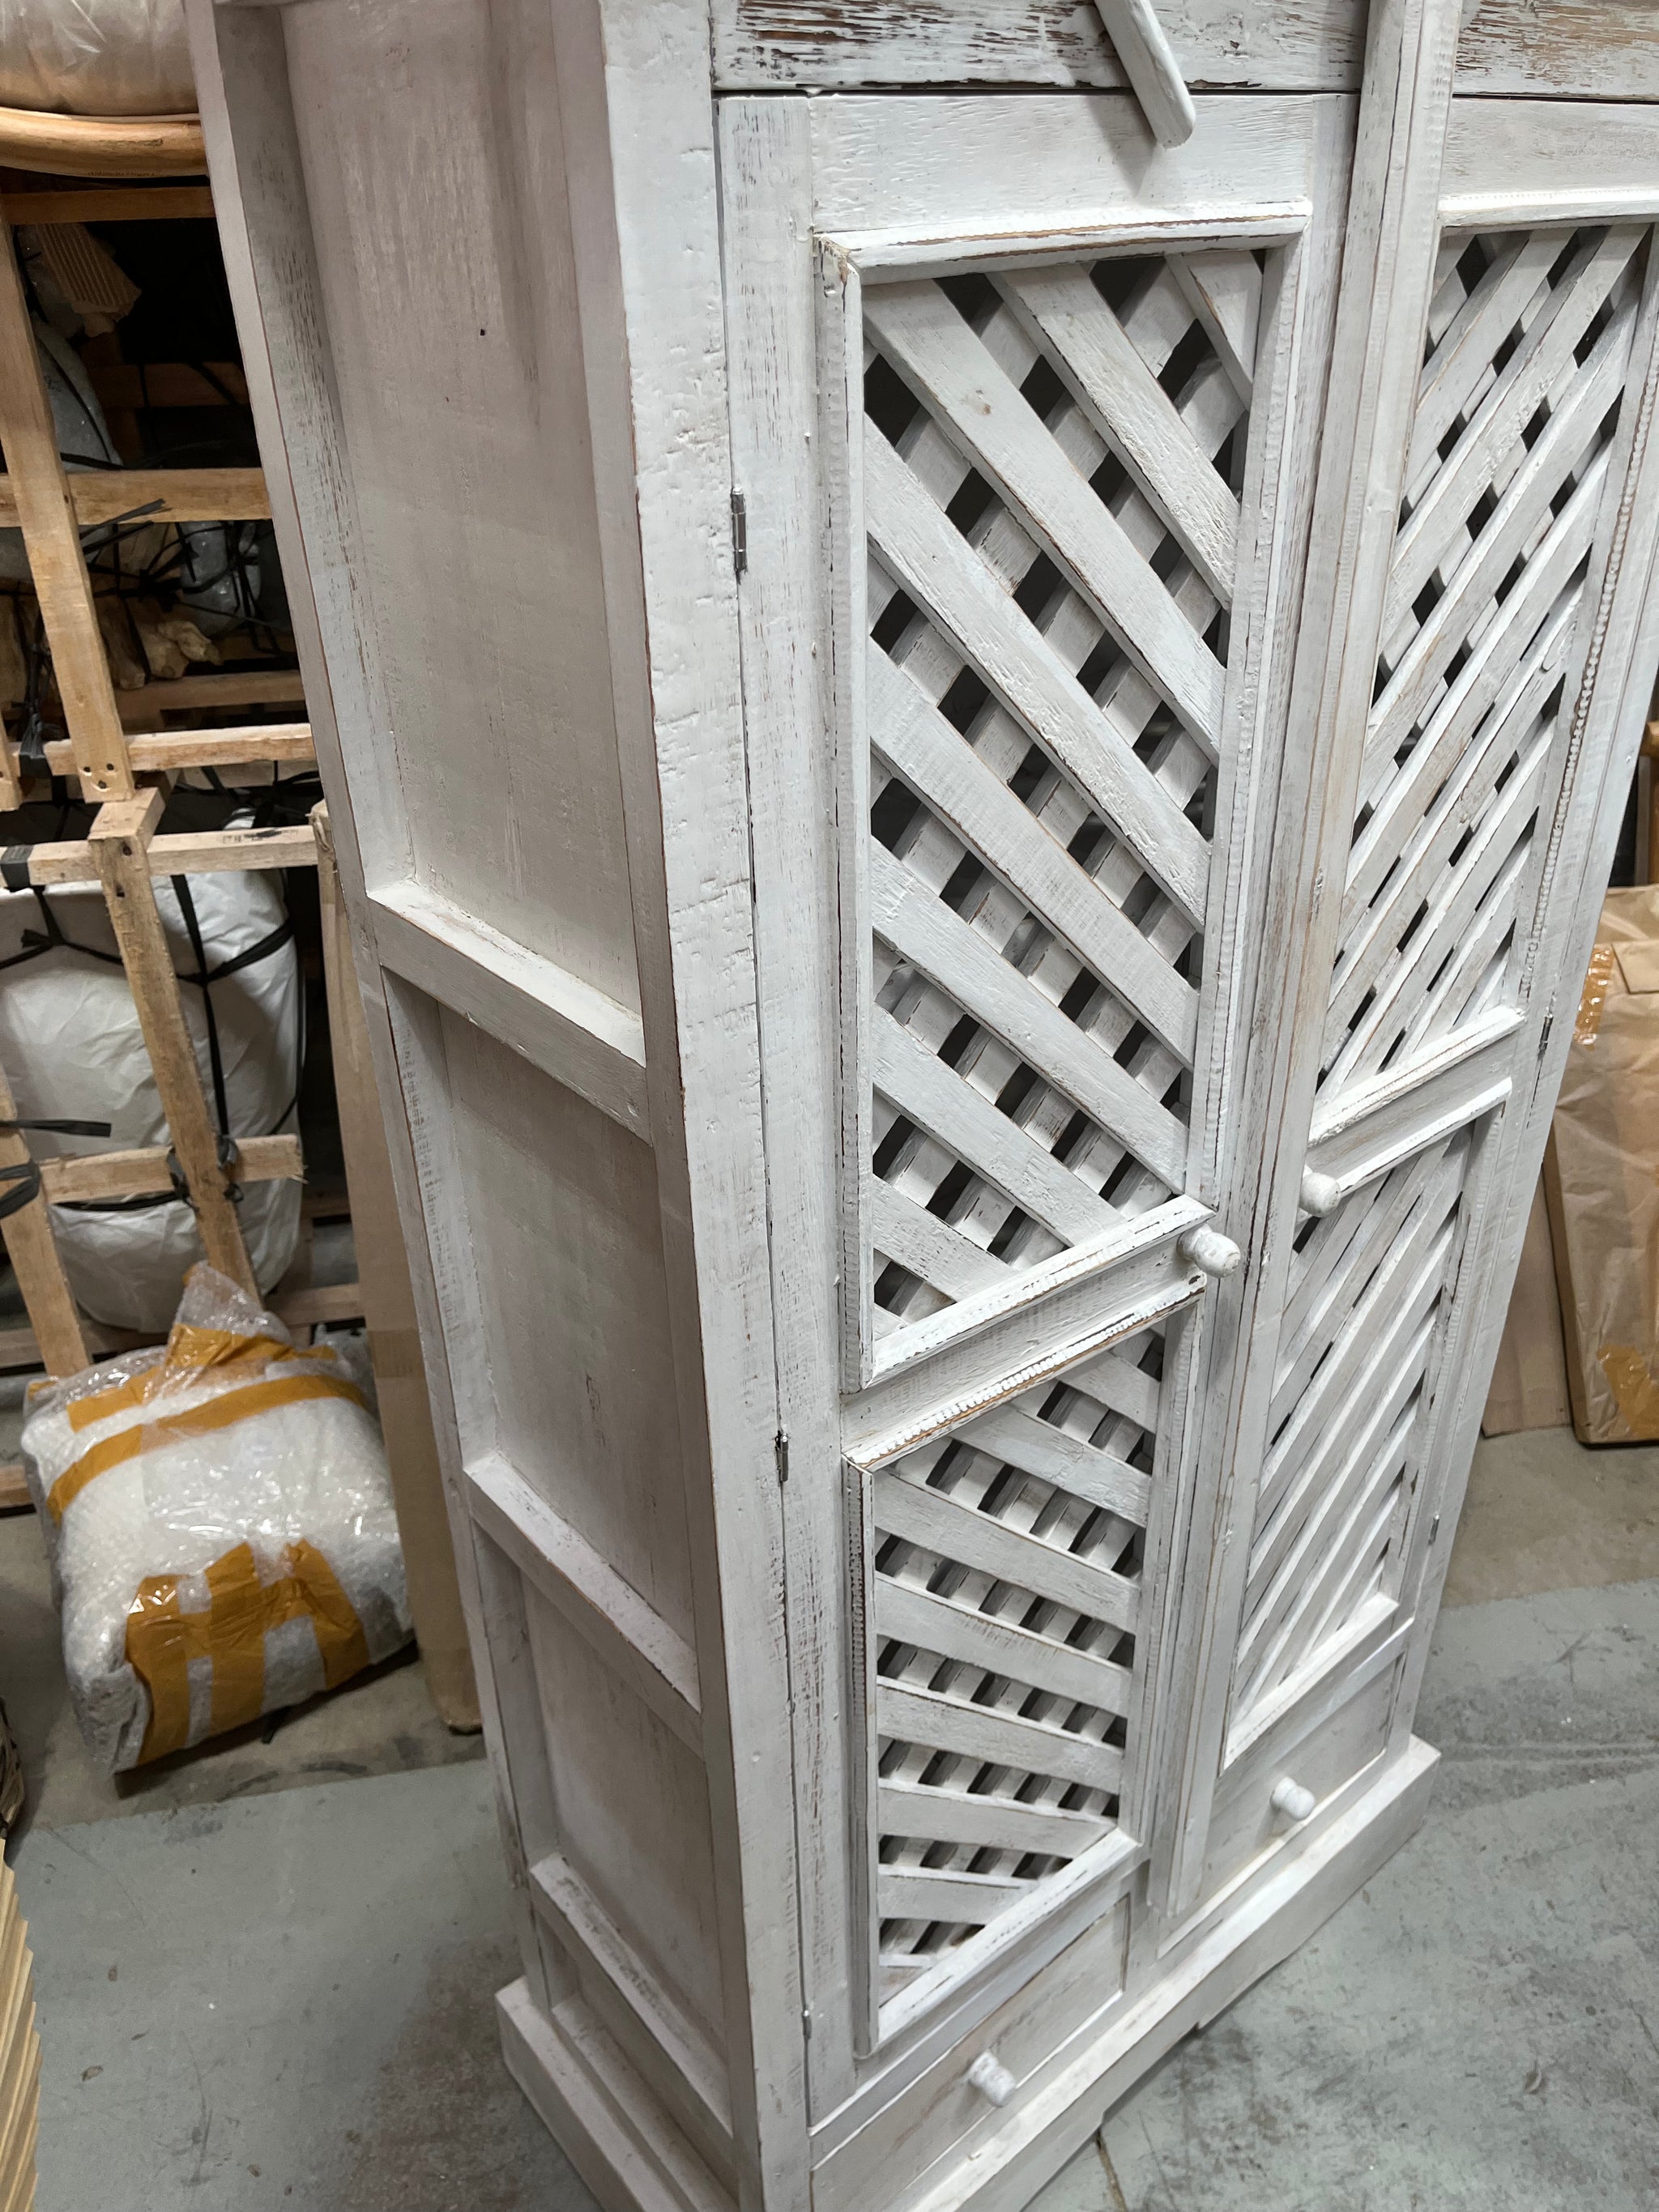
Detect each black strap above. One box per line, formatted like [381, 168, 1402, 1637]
[77, 497, 162, 555]
[0, 1116, 110, 1137]
[0, 884, 293, 992]
[190, 914, 296, 988]
[0, 1162, 40, 1221]
[171, 875, 231, 1142]
[2, 874, 292, 1214]
[0, 887, 123, 974]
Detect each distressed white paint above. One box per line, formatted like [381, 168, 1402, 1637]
[190, 0, 1659, 2204]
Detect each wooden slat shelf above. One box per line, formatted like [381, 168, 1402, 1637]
[117, 668, 305, 719]
[13, 722, 314, 782]
[39, 1132, 303, 1205]
[0, 465, 270, 526]
[0, 1270, 365, 1382]
[1, 185, 213, 225]
[21, 820, 318, 887]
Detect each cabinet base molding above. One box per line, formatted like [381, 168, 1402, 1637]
[498, 1980, 735, 2212]
[497, 1740, 1437, 2212]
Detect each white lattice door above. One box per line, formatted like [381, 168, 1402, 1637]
[1169, 85, 1659, 1913]
[722, 89, 1355, 2133]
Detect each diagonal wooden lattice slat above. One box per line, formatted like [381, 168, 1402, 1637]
[1322, 223, 1648, 1094]
[861, 251, 1261, 1345]
[869, 1321, 1168, 1989]
[1235, 1132, 1469, 1715]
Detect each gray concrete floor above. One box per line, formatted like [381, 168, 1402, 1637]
[6, 1422, 1657, 2210]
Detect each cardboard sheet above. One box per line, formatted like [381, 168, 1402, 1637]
[1482, 1178, 1570, 1437]
[1545, 885, 1659, 1444]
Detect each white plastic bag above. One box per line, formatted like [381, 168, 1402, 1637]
[0, 850, 302, 1331]
[0, 0, 194, 117]
[21, 1266, 410, 1771]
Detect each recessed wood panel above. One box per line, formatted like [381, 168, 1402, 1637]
[281, 0, 641, 1016]
[527, 1592, 728, 2050]
[441, 1013, 697, 1646]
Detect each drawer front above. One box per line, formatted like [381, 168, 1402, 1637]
[1201, 1661, 1399, 1905]
[811, 1892, 1128, 2212]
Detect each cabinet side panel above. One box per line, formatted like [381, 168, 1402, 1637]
[278, 0, 641, 1014]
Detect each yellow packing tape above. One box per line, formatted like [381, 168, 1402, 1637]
[48, 1372, 368, 1524]
[1597, 1345, 1659, 1439]
[66, 1326, 339, 1435]
[1574, 942, 1619, 1047]
[125, 1538, 370, 1765]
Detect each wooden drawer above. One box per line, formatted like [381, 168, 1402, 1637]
[811, 1894, 1128, 2212]
[1200, 1662, 1401, 1906]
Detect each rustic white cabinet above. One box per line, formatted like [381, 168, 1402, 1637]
[186, 0, 1659, 2204]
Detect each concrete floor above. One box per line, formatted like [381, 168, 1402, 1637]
[6, 1422, 1658, 2210]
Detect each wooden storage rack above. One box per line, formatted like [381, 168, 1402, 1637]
[0, 144, 480, 1730]
[0, 167, 330, 1396]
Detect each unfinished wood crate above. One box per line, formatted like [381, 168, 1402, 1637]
[187, 2, 1659, 2206]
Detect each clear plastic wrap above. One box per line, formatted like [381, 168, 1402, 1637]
[0, 0, 194, 118]
[21, 1266, 411, 1771]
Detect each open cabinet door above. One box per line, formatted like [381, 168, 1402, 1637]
[720, 83, 1354, 2148]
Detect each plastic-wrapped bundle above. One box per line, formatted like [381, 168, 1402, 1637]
[0, 848, 302, 1332]
[0, 0, 194, 117]
[21, 1267, 411, 1771]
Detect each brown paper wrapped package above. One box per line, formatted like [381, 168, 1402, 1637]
[1545, 885, 1659, 1444]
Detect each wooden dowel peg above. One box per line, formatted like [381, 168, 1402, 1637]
[1270, 1777, 1317, 1826]
[966, 2052, 1017, 2108]
[1179, 1225, 1241, 1280]
[1299, 1166, 1341, 1217]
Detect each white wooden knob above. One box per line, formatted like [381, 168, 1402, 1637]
[966, 2052, 1017, 2107]
[1299, 1166, 1341, 1217]
[1179, 1225, 1241, 1280]
[1270, 1777, 1317, 1825]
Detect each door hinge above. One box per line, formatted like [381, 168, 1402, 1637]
[774, 1429, 789, 1484]
[1537, 1014, 1553, 1059]
[1427, 1513, 1441, 1546]
[802, 2006, 813, 2041]
[731, 489, 748, 579]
